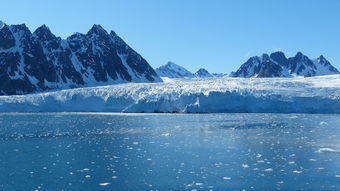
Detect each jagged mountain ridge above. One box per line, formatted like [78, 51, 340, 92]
[231, 51, 339, 78]
[0, 22, 161, 95]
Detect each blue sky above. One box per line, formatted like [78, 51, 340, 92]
[1, 0, 340, 73]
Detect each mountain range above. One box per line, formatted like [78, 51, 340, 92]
[230, 52, 339, 77]
[0, 21, 161, 95]
[0, 22, 339, 96]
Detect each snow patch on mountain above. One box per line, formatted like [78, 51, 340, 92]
[1, 74, 340, 113]
[0, 21, 4, 29]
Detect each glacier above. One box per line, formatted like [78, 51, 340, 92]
[0, 75, 340, 113]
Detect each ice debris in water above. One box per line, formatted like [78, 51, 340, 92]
[99, 183, 110, 186]
[317, 148, 339, 153]
[242, 164, 249, 168]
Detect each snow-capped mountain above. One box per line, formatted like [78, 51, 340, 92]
[0, 22, 161, 95]
[155, 62, 195, 78]
[230, 51, 339, 78]
[195, 68, 213, 78]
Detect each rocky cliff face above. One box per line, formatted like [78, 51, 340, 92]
[0, 22, 161, 95]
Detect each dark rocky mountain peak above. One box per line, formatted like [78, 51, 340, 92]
[270, 51, 288, 67]
[33, 24, 57, 41]
[87, 24, 108, 36]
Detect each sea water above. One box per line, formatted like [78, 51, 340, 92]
[0, 113, 339, 191]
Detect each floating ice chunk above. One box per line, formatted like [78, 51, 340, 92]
[317, 148, 340, 153]
[336, 175, 340, 178]
[242, 164, 249, 168]
[85, 175, 91, 178]
[112, 176, 118, 179]
[162, 133, 171, 137]
[133, 142, 139, 145]
[293, 170, 303, 174]
[195, 183, 203, 186]
[288, 161, 295, 165]
[223, 177, 231, 180]
[264, 168, 273, 172]
[79, 168, 90, 172]
[319, 121, 328, 125]
[99, 182, 110, 186]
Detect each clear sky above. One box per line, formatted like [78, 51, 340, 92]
[1, 0, 340, 73]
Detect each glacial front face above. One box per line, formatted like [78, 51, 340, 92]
[1, 75, 340, 113]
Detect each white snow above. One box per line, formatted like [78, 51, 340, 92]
[1, 74, 340, 113]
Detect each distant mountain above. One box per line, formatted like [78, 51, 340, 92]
[230, 51, 339, 78]
[0, 21, 161, 95]
[212, 73, 228, 77]
[155, 62, 195, 78]
[195, 68, 213, 78]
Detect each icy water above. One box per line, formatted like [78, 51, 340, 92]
[0, 113, 340, 191]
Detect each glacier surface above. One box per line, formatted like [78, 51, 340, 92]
[0, 75, 340, 113]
